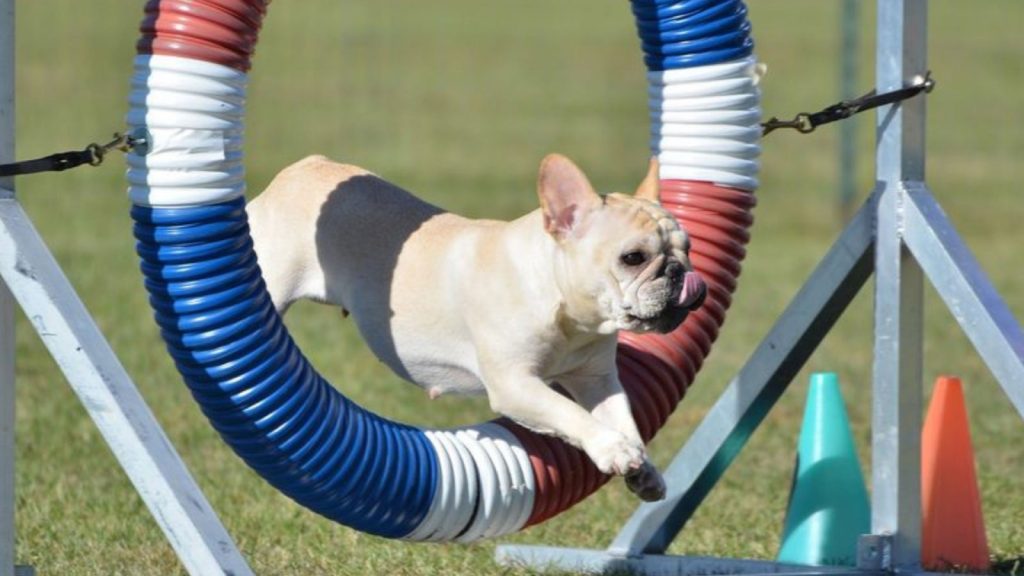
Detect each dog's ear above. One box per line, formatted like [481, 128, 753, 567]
[633, 156, 661, 203]
[538, 153, 602, 239]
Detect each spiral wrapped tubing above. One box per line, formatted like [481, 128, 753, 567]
[127, 0, 760, 540]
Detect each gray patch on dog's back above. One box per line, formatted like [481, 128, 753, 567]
[314, 175, 445, 382]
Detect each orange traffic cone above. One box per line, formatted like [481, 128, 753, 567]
[921, 375, 990, 571]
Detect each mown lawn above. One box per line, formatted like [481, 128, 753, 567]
[8, 1, 1024, 574]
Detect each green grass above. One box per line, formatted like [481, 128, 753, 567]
[9, 1, 1024, 574]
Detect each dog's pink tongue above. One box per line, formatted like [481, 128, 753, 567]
[678, 271, 706, 309]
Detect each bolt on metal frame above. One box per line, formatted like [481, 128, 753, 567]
[0, 3, 252, 575]
[497, 1, 1024, 574]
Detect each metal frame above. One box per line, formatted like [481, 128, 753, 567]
[497, 1, 1024, 574]
[0, 5, 253, 576]
[1, 2, 18, 574]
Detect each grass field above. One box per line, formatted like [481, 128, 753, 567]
[8, 1, 1024, 574]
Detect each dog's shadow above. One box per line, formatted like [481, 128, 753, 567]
[312, 174, 444, 383]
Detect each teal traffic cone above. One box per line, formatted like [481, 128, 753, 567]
[777, 372, 870, 566]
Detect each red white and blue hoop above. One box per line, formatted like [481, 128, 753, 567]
[127, 0, 761, 541]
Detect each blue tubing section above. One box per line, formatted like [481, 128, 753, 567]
[631, 0, 754, 70]
[132, 197, 437, 539]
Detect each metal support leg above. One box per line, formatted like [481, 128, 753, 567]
[0, 201, 253, 576]
[869, 182, 923, 572]
[0, 280, 14, 576]
[1, 2, 17, 574]
[903, 185, 1024, 415]
[865, 1, 927, 571]
[496, 547, 867, 576]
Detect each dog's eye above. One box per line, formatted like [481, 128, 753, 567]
[620, 251, 647, 267]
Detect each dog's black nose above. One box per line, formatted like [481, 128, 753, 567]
[663, 260, 684, 283]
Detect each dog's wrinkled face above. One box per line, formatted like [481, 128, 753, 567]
[539, 154, 707, 335]
[600, 193, 704, 333]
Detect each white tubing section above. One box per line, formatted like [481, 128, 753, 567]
[649, 55, 763, 189]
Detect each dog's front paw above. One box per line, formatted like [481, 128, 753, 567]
[625, 460, 666, 501]
[584, 430, 646, 476]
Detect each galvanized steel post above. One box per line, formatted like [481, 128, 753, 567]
[868, 0, 926, 570]
[0, 0, 16, 574]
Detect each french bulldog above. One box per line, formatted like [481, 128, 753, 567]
[246, 153, 706, 501]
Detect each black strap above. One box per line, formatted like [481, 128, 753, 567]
[0, 132, 144, 178]
[0, 148, 98, 177]
[762, 71, 935, 136]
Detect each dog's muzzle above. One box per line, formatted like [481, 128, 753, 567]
[627, 265, 707, 335]
[662, 260, 706, 311]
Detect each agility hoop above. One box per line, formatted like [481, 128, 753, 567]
[127, 0, 761, 541]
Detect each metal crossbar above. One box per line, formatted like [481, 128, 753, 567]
[497, 1, 1024, 574]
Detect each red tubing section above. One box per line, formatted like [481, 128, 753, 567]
[131, 0, 759, 538]
[138, 0, 265, 71]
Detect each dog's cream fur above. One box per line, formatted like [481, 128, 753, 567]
[247, 154, 706, 501]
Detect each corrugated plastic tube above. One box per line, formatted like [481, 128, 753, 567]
[127, 0, 759, 540]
